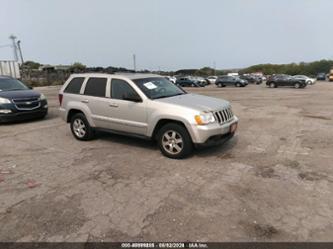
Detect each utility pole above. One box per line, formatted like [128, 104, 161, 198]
[133, 54, 136, 72]
[9, 35, 19, 62]
[17, 40, 24, 64]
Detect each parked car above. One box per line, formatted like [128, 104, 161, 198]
[215, 76, 248, 87]
[240, 74, 262, 84]
[0, 76, 48, 123]
[206, 76, 218, 84]
[266, 74, 307, 88]
[59, 73, 238, 159]
[165, 76, 176, 84]
[316, 73, 327, 81]
[193, 76, 209, 86]
[293, 75, 316, 85]
[176, 77, 204, 87]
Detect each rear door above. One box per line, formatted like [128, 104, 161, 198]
[106, 78, 148, 135]
[81, 76, 110, 128]
[225, 76, 233, 86]
[281, 76, 291, 86]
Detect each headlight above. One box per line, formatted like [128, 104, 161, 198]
[0, 97, 11, 104]
[40, 94, 46, 100]
[195, 112, 215, 125]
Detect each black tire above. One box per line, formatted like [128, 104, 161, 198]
[269, 82, 277, 88]
[294, 82, 301, 89]
[235, 83, 241, 87]
[156, 123, 193, 159]
[40, 112, 48, 120]
[70, 113, 95, 141]
[217, 83, 222, 88]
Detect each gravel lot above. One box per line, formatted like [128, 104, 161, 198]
[0, 81, 333, 242]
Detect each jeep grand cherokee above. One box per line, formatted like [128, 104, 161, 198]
[59, 73, 238, 159]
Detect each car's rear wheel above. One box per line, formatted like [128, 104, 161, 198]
[70, 113, 95, 141]
[217, 83, 222, 87]
[269, 82, 276, 88]
[157, 123, 193, 159]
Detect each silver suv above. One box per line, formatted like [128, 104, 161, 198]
[59, 73, 238, 159]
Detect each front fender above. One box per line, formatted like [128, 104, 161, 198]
[147, 112, 196, 141]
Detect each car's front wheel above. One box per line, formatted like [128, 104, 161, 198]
[294, 82, 301, 89]
[70, 113, 95, 141]
[157, 123, 193, 159]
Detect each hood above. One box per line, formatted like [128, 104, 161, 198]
[155, 93, 230, 112]
[0, 89, 41, 100]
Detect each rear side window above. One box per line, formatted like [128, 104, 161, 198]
[84, 77, 107, 97]
[64, 77, 85, 94]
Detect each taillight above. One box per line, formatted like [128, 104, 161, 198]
[58, 94, 63, 106]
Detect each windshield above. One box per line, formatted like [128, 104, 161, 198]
[0, 78, 29, 91]
[133, 77, 186, 100]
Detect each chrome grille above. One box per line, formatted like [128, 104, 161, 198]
[213, 107, 234, 124]
[13, 97, 41, 110]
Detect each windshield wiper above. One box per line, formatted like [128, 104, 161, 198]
[7, 88, 26, 91]
[153, 95, 172, 99]
[153, 92, 185, 100]
[173, 93, 186, 96]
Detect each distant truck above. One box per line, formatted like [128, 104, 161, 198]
[329, 69, 333, 82]
[0, 61, 21, 79]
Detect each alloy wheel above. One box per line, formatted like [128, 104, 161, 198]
[73, 118, 86, 138]
[162, 130, 183, 155]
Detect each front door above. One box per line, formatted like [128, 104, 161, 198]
[106, 78, 148, 135]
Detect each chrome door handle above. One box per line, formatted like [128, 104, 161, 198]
[109, 103, 119, 108]
[81, 100, 89, 103]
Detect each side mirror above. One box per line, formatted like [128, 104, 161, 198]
[28, 86, 33, 89]
[123, 92, 142, 102]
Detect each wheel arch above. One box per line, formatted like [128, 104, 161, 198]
[151, 118, 192, 141]
[67, 109, 84, 123]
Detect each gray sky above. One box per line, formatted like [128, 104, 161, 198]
[0, 0, 332, 71]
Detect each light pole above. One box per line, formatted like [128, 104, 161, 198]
[17, 40, 24, 64]
[9, 35, 19, 62]
[133, 54, 136, 72]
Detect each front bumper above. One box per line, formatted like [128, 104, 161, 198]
[0, 100, 48, 123]
[190, 116, 238, 145]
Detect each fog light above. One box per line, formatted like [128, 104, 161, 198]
[43, 104, 48, 108]
[230, 122, 238, 133]
[0, 109, 12, 114]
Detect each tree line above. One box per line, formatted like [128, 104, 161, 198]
[22, 59, 333, 77]
[239, 60, 333, 76]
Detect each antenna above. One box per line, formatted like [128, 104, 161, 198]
[9, 35, 19, 62]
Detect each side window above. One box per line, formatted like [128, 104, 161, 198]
[84, 77, 107, 97]
[64, 77, 85, 94]
[111, 79, 140, 101]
